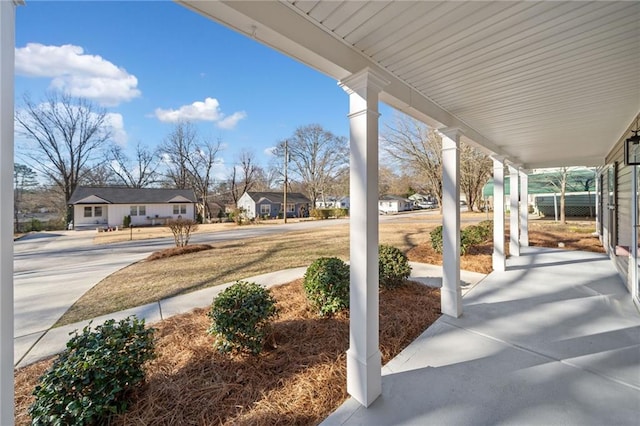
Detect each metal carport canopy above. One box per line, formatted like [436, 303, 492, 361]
[177, 0, 640, 170]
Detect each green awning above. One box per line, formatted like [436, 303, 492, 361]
[482, 168, 597, 197]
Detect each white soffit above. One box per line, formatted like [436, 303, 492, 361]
[168, 195, 193, 203]
[179, 1, 640, 169]
[75, 195, 109, 204]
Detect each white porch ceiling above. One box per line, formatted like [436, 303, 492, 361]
[178, 1, 640, 169]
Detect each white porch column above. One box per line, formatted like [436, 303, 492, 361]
[519, 172, 529, 247]
[509, 165, 520, 257]
[339, 68, 388, 407]
[439, 128, 462, 318]
[1, 1, 18, 423]
[493, 158, 506, 271]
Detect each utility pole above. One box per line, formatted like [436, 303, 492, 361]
[283, 139, 288, 224]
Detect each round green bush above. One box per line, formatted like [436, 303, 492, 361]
[477, 220, 494, 236]
[29, 316, 155, 425]
[378, 244, 412, 289]
[303, 257, 350, 317]
[430, 225, 444, 254]
[208, 281, 277, 355]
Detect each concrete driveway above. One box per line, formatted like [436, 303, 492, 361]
[14, 230, 159, 365]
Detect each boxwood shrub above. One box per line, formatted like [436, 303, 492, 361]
[378, 244, 412, 289]
[303, 257, 350, 317]
[29, 316, 155, 425]
[208, 281, 277, 355]
[430, 225, 444, 254]
[431, 222, 493, 255]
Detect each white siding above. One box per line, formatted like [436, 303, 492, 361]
[237, 193, 255, 219]
[74, 203, 196, 228]
[73, 205, 108, 228]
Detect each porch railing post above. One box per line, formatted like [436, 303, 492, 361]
[339, 68, 388, 407]
[439, 128, 462, 318]
[493, 158, 506, 271]
[509, 165, 520, 256]
[520, 172, 529, 247]
[0, 1, 20, 423]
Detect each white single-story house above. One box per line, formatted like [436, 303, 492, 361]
[68, 186, 197, 229]
[378, 195, 412, 214]
[237, 191, 311, 219]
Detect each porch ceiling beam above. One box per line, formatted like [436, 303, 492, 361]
[177, 0, 514, 164]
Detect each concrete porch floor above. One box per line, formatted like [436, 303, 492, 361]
[323, 247, 640, 425]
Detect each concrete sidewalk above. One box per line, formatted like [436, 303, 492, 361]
[15, 262, 486, 368]
[323, 247, 640, 425]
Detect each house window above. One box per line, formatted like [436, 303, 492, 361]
[260, 204, 270, 215]
[287, 203, 295, 212]
[84, 207, 92, 218]
[130, 206, 145, 216]
[173, 204, 187, 215]
[94, 206, 103, 217]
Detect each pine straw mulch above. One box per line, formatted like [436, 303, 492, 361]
[146, 244, 213, 261]
[407, 222, 604, 274]
[15, 279, 441, 426]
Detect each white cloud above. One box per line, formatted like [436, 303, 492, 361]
[217, 111, 247, 130]
[15, 43, 140, 106]
[155, 97, 222, 123]
[155, 97, 246, 129]
[104, 113, 127, 146]
[264, 146, 277, 157]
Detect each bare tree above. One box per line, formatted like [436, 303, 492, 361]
[274, 124, 349, 206]
[109, 142, 160, 188]
[382, 115, 444, 208]
[542, 167, 584, 224]
[159, 123, 222, 220]
[15, 92, 112, 222]
[230, 150, 260, 204]
[459, 143, 492, 211]
[186, 138, 222, 220]
[251, 167, 275, 192]
[80, 163, 116, 187]
[14, 163, 38, 232]
[383, 114, 493, 212]
[160, 122, 197, 189]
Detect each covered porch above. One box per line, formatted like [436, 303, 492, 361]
[324, 246, 640, 425]
[1, 1, 639, 423]
[166, 0, 640, 409]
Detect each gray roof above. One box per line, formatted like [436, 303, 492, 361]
[69, 186, 197, 204]
[245, 191, 311, 204]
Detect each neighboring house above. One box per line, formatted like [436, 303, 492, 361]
[408, 193, 438, 209]
[335, 196, 350, 210]
[68, 186, 197, 229]
[316, 196, 350, 210]
[378, 195, 412, 214]
[237, 191, 311, 219]
[316, 196, 338, 209]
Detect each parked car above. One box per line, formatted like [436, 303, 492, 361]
[418, 201, 437, 209]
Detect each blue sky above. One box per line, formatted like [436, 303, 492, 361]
[14, 1, 395, 178]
